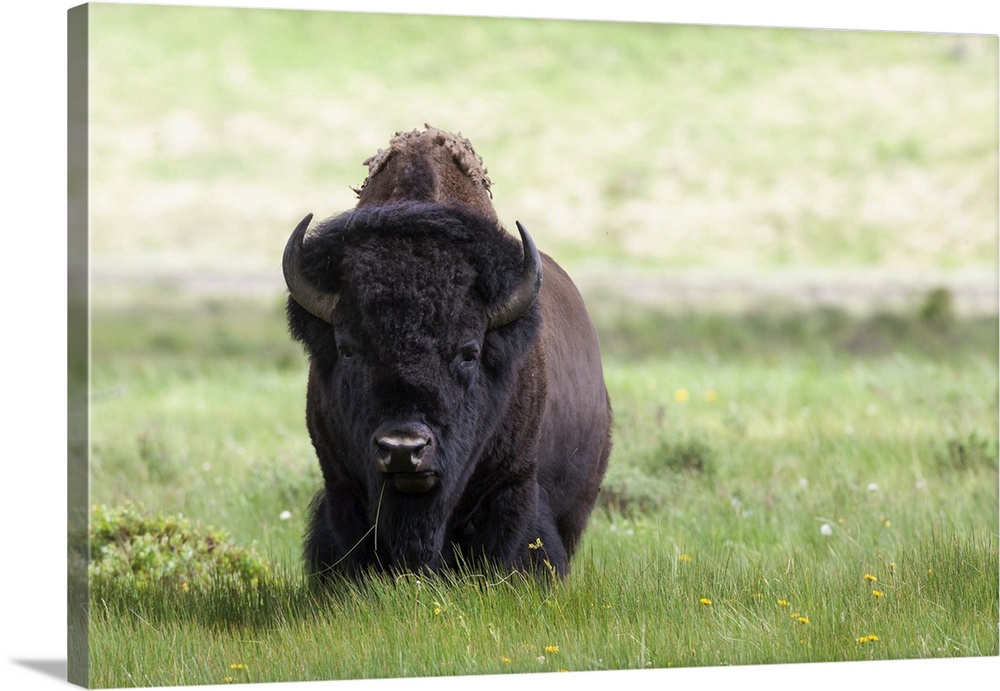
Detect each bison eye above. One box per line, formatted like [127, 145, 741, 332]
[458, 341, 481, 366]
[336, 340, 359, 360]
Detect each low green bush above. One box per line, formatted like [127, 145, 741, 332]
[89, 503, 271, 591]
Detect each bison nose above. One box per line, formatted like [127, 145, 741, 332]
[373, 424, 434, 475]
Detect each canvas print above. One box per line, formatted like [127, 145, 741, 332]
[68, 3, 998, 688]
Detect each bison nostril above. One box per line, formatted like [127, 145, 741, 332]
[373, 426, 434, 474]
[382, 440, 426, 468]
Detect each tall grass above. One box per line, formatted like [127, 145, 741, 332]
[85, 297, 999, 687]
[88, 518, 997, 686]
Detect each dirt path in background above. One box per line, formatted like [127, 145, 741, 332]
[89, 266, 998, 315]
[576, 268, 999, 315]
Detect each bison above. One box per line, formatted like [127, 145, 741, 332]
[283, 125, 611, 579]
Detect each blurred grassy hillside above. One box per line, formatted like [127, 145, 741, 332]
[87, 4, 997, 312]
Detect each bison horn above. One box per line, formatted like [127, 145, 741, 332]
[485, 221, 543, 329]
[283, 213, 340, 324]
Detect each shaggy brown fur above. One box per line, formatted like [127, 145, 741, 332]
[355, 124, 497, 221]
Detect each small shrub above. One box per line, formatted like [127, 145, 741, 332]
[89, 503, 270, 591]
[919, 287, 956, 331]
[655, 437, 716, 475]
[935, 433, 998, 472]
[598, 465, 674, 514]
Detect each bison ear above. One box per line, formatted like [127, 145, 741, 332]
[283, 213, 340, 324]
[485, 221, 543, 329]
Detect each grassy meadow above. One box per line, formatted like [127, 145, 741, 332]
[80, 5, 998, 688]
[86, 297, 998, 685]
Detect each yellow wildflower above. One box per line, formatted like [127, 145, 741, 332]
[545, 645, 559, 654]
[433, 606, 441, 615]
[501, 657, 511, 664]
[229, 664, 247, 670]
[678, 553, 692, 562]
[700, 598, 712, 606]
[872, 590, 884, 598]
[857, 634, 879, 643]
[777, 599, 789, 607]
[528, 538, 543, 550]
[674, 388, 689, 402]
[864, 573, 878, 582]
[797, 616, 810, 624]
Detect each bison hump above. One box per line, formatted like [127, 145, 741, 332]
[356, 124, 496, 221]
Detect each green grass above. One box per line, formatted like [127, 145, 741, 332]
[84, 297, 999, 687]
[87, 524, 997, 685]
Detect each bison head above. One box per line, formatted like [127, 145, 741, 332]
[284, 202, 542, 570]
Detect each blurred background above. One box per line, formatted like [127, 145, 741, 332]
[87, 4, 997, 316]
